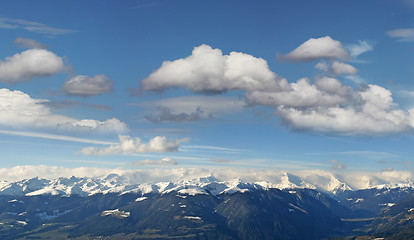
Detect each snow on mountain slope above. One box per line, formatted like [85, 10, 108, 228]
[0, 167, 412, 197]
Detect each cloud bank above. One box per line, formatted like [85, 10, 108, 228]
[0, 17, 76, 35]
[0, 88, 127, 133]
[140, 40, 414, 135]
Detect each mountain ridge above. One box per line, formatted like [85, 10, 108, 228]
[0, 170, 412, 198]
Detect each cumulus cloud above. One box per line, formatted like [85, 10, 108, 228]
[145, 107, 213, 123]
[63, 74, 114, 97]
[0, 49, 65, 83]
[129, 157, 178, 166]
[246, 77, 351, 108]
[140, 43, 414, 135]
[0, 88, 128, 133]
[278, 36, 350, 62]
[315, 61, 358, 75]
[0, 17, 76, 35]
[277, 85, 414, 135]
[81, 135, 187, 156]
[387, 28, 414, 42]
[141, 44, 287, 94]
[14, 37, 48, 49]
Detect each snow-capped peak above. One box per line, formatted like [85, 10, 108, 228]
[0, 169, 412, 197]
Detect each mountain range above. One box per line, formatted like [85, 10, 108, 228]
[1, 170, 414, 239]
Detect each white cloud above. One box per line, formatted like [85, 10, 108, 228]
[278, 36, 350, 62]
[129, 157, 178, 166]
[387, 28, 414, 42]
[63, 74, 114, 97]
[0, 17, 76, 35]
[330, 61, 358, 75]
[0, 88, 128, 133]
[246, 77, 350, 108]
[315, 61, 358, 75]
[0, 49, 65, 83]
[141, 44, 287, 93]
[81, 135, 187, 156]
[14, 37, 48, 49]
[183, 145, 248, 152]
[277, 85, 414, 135]
[140, 43, 413, 135]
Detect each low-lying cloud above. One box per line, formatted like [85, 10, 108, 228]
[129, 157, 178, 166]
[0, 88, 128, 134]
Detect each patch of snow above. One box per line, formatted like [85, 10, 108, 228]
[18, 212, 27, 216]
[177, 188, 208, 196]
[101, 209, 130, 218]
[183, 216, 202, 220]
[16, 220, 27, 226]
[135, 197, 147, 202]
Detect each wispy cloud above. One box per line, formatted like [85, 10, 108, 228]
[0, 17, 76, 35]
[128, 157, 178, 166]
[308, 150, 400, 159]
[210, 158, 231, 163]
[387, 28, 414, 42]
[42, 100, 112, 111]
[347, 40, 375, 58]
[14, 37, 48, 49]
[0, 129, 114, 145]
[182, 145, 249, 153]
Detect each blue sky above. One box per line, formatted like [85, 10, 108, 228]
[0, 0, 414, 174]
